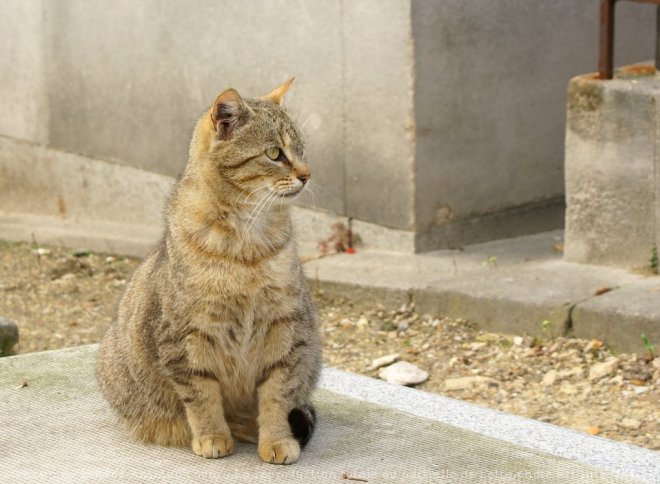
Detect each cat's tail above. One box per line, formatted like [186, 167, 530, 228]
[287, 404, 317, 448]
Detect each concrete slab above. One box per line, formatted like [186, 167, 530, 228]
[414, 260, 642, 338]
[572, 278, 660, 354]
[1, 346, 657, 482]
[301, 230, 659, 352]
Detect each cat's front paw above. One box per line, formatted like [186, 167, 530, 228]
[258, 437, 300, 464]
[192, 433, 234, 459]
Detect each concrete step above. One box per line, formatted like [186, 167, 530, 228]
[1, 346, 657, 482]
[304, 231, 660, 354]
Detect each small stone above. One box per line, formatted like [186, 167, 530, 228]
[32, 248, 51, 256]
[608, 375, 623, 385]
[652, 357, 660, 371]
[589, 357, 619, 381]
[368, 354, 399, 371]
[475, 333, 500, 343]
[467, 342, 487, 351]
[444, 376, 497, 391]
[380, 321, 397, 332]
[558, 367, 585, 380]
[0, 318, 19, 357]
[541, 369, 558, 386]
[378, 361, 428, 386]
[619, 418, 641, 430]
[513, 336, 524, 346]
[633, 386, 649, 395]
[559, 381, 577, 395]
[430, 319, 441, 328]
[339, 318, 353, 329]
[105, 256, 115, 263]
[397, 303, 413, 315]
[397, 318, 410, 332]
[356, 316, 369, 330]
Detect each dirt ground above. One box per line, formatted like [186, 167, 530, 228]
[1, 240, 658, 450]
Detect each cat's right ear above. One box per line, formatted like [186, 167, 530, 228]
[211, 88, 251, 140]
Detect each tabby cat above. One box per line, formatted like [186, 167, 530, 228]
[97, 79, 321, 465]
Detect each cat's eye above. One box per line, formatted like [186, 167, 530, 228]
[265, 147, 285, 162]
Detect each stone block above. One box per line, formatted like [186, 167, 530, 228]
[565, 68, 659, 268]
[0, 317, 19, 357]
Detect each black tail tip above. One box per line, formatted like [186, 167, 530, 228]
[288, 405, 316, 447]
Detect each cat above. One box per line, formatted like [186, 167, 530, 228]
[96, 79, 321, 465]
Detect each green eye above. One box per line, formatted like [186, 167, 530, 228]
[265, 147, 281, 160]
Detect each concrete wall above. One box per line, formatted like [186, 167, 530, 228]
[0, 0, 656, 252]
[411, 0, 655, 250]
[1, 0, 415, 231]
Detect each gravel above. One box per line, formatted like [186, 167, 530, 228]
[1, 240, 658, 450]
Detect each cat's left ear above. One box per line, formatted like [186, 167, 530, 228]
[262, 78, 295, 106]
[211, 88, 251, 140]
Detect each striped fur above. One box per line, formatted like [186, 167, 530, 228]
[97, 81, 321, 465]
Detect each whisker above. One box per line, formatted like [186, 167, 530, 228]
[242, 190, 276, 241]
[299, 113, 314, 133]
[242, 184, 270, 205]
[238, 191, 271, 251]
[303, 182, 322, 209]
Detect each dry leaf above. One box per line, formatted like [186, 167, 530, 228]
[552, 242, 564, 253]
[585, 426, 600, 436]
[594, 287, 612, 296]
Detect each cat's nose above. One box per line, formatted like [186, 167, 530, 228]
[297, 173, 310, 185]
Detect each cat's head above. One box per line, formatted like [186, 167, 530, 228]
[195, 79, 310, 207]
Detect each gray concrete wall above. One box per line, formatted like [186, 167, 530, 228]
[0, 0, 656, 252]
[2, 0, 414, 229]
[0, 0, 48, 144]
[411, 0, 655, 249]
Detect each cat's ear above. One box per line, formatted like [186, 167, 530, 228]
[211, 88, 251, 140]
[262, 78, 294, 106]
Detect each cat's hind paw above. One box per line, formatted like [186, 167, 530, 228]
[258, 437, 300, 465]
[192, 433, 234, 459]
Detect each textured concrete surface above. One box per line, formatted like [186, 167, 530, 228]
[411, 0, 654, 247]
[2, 346, 657, 482]
[1, 1, 655, 249]
[413, 260, 641, 339]
[565, 68, 659, 268]
[0, 136, 172, 226]
[0, 212, 161, 258]
[571, 279, 660, 353]
[302, 231, 660, 353]
[0, 136, 416, 253]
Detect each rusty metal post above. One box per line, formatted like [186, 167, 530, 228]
[599, 0, 616, 79]
[656, 4, 660, 71]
